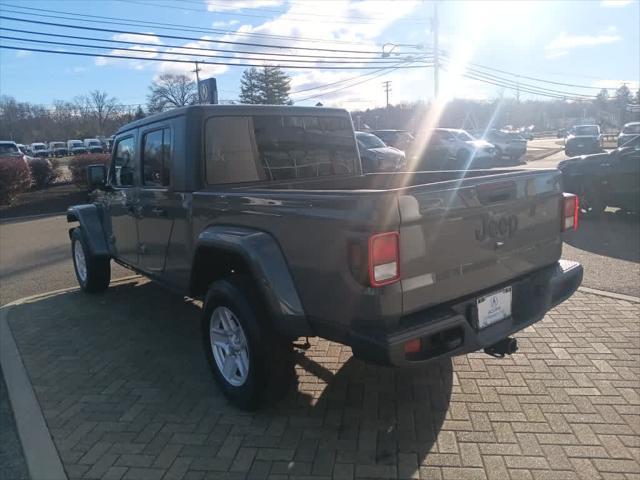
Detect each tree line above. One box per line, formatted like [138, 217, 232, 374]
[2, 65, 638, 144]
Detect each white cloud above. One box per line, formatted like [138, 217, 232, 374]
[545, 27, 622, 58]
[206, 0, 283, 12]
[15, 50, 31, 58]
[112, 33, 163, 45]
[95, 56, 108, 66]
[600, 0, 633, 7]
[212, 19, 239, 27]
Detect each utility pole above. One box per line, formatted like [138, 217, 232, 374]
[193, 61, 202, 104]
[383, 80, 392, 108]
[516, 75, 520, 103]
[433, 1, 439, 98]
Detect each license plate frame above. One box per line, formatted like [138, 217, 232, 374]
[476, 286, 512, 329]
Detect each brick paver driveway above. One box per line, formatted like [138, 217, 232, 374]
[6, 278, 640, 480]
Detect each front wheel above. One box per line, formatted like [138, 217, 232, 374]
[201, 276, 294, 410]
[71, 228, 110, 293]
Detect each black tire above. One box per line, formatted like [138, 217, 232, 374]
[71, 228, 110, 293]
[579, 185, 606, 217]
[201, 275, 294, 411]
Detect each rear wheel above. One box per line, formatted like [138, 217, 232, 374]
[71, 228, 110, 293]
[201, 275, 294, 410]
[579, 185, 606, 217]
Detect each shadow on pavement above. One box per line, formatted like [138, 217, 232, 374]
[7, 279, 452, 478]
[564, 210, 640, 263]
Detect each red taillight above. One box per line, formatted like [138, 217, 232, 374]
[368, 232, 400, 287]
[562, 193, 579, 231]
[404, 338, 422, 355]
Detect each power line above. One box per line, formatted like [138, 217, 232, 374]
[117, 0, 425, 26]
[0, 27, 416, 62]
[0, 15, 390, 55]
[295, 62, 427, 102]
[463, 66, 596, 99]
[0, 34, 431, 66]
[0, 44, 433, 70]
[438, 58, 596, 99]
[0, 3, 392, 47]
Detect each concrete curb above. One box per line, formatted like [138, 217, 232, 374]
[578, 286, 640, 303]
[0, 306, 68, 480]
[0, 275, 140, 480]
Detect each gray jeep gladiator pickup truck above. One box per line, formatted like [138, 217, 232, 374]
[68, 105, 583, 410]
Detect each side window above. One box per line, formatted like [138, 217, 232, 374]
[142, 128, 171, 187]
[111, 136, 136, 187]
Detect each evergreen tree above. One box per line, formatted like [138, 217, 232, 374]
[239, 67, 263, 104]
[259, 66, 291, 105]
[239, 66, 291, 105]
[615, 84, 632, 106]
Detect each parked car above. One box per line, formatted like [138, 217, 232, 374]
[482, 129, 527, 164]
[518, 127, 534, 140]
[559, 134, 640, 215]
[564, 125, 602, 156]
[0, 140, 23, 157]
[29, 142, 51, 158]
[67, 105, 582, 410]
[49, 141, 68, 157]
[84, 138, 104, 153]
[16, 143, 28, 155]
[356, 131, 406, 172]
[371, 129, 415, 152]
[618, 122, 640, 147]
[420, 128, 496, 169]
[557, 128, 567, 138]
[67, 140, 88, 155]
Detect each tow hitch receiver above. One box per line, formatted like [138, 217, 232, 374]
[484, 337, 518, 358]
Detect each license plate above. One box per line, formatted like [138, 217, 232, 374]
[477, 287, 512, 329]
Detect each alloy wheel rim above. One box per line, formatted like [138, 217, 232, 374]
[74, 239, 87, 283]
[209, 306, 250, 387]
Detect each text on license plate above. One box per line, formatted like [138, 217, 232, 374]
[477, 286, 512, 329]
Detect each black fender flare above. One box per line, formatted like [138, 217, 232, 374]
[194, 226, 311, 338]
[66, 204, 110, 258]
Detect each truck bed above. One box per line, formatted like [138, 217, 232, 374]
[193, 168, 564, 338]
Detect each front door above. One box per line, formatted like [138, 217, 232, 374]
[107, 134, 139, 266]
[608, 140, 640, 208]
[137, 127, 175, 273]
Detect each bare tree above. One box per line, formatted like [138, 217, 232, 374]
[76, 90, 119, 135]
[147, 74, 197, 113]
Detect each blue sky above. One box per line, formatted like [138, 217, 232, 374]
[0, 0, 638, 110]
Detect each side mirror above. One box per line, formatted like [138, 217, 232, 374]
[87, 164, 106, 190]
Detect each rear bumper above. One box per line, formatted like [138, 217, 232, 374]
[350, 259, 583, 367]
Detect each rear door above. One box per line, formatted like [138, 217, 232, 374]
[399, 171, 563, 314]
[106, 134, 140, 266]
[138, 126, 175, 274]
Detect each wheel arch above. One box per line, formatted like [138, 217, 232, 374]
[191, 225, 311, 338]
[66, 204, 110, 258]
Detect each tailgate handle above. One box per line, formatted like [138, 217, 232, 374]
[476, 181, 516, 204]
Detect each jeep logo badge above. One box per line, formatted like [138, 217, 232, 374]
[475, 214, 518, 241]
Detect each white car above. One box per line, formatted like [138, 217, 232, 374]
[431, 128, 496, 168]
[30, 142, 51, 158]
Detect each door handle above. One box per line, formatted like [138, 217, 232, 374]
[151, 207, 168, 217]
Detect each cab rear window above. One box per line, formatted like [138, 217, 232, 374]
[204, 115, 358, 184]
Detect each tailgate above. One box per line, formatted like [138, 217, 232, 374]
[399, 170, 563, 314]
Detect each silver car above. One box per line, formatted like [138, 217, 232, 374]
[356, 131, 406, 173]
